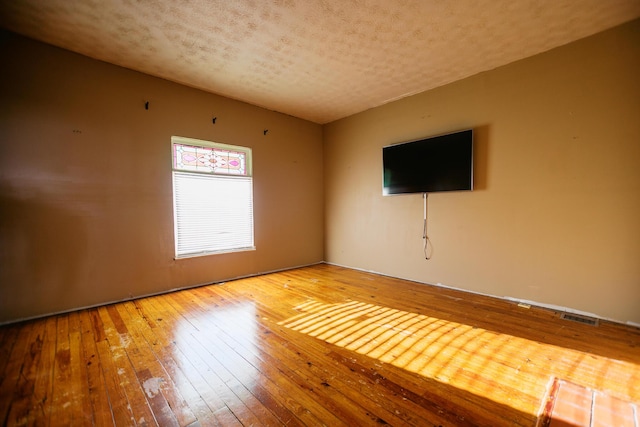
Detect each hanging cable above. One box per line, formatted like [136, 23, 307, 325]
[423, 192, 431, 260]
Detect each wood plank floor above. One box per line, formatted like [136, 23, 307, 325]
[1, 264, 639, 426]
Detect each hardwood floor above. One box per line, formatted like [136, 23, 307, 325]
[1, 264, 639, 426]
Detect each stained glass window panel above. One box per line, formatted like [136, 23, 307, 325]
[173, 143, 246, 176]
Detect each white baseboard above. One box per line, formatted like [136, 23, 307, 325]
[0, 261, 325, 326]
[323, 261, 637, 328]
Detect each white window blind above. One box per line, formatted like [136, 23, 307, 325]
[172, 137, 254, 258]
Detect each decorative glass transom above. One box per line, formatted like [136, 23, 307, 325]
[173, 143, 247, 176]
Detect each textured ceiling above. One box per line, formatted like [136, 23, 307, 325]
[1, 1, 639, 124]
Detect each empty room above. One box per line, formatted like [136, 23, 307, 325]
[1, 1, 639, 426]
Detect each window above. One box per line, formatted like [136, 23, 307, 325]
[172, 136, 254, 258]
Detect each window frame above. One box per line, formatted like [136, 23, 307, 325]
[171, 136, 255, 259]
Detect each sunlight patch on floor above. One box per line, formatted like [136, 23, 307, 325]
[277, 298, 638, 418]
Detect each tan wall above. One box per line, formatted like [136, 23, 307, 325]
[2, 20, 639, 326]
[324, 20, 640, 324]
[0, 31, 324, 323]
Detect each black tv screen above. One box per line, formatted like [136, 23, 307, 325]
[383, 129, 473, 195]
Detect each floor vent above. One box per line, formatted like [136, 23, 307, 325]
[560, 312, 599, 326]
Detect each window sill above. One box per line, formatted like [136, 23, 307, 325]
[174, 246, 256, 260]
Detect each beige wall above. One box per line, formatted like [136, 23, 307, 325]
[0, 31, 324, 323]
[2, 20, 639, 326]
[324, 20, 640, 324]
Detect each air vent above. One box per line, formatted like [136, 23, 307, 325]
[560, 313, 599, 326]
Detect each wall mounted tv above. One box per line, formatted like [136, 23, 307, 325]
[383, 129, 473, 195]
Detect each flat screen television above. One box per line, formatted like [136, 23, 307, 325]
[383, 129, 473, 195]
